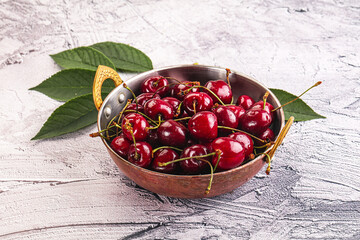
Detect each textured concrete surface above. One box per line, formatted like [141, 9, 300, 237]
[0, 0, 359, 239]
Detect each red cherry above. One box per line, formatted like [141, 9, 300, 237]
[213, 105, 238, 135]
[255, 128, 275, 146]
[211, 137, 245, 171]
[147, 129, 160, 148]
[236, 95, 255, 110]
[227, 105, 246, 127]
[239, 109, 272, 135]
[228, 132, 254, 159]
[183, 92, 213, 116]
[135, 93, 161, 106]
[151, 148, 179, 174]
[141, 76, 169, 97]
[144, 98, 174, 120]
[162, 97, 181, 112]
[250, 101, 275, 119]
[127, 142, 152, 168]
[180, 144, 209, 174]
[157, 120, 188, 148]
[121, 113, 149, 141]
[188, 111, 218, 142]
[204, 80, 233, 104]
[110, 133, 131, 158]
[170, 81, 200, 100]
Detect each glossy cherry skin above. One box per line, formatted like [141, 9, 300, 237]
[127, 142, 153, 168]
[183, 92, 213, 116]
[141, 76, 169, 97]
[251, 101, 275, 119]
[135, 93, 161, 106]
[110, 134, 131, 158]
[211, 137, 245, 171]
[188, 111, 218, 142]
[121, 113, 149, 141]
[157, 120, 188, 148]
[213, 106, 238, 135]
[227, 105, 246, 127]
[144, 98, 174, 120]
[255, 128, 275, 146]
[228, 132, 254, 159]
[204, 80, 233, 104]
[170, 81, 200, 100]
[162, 97, 181, 112]
[180, 144, 209, 174]
[151, 148, 179, 174]
[239, 109, 272, 135]
[236, 95, 255, 110]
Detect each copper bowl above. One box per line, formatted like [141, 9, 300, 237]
[93, 64, 286, 199]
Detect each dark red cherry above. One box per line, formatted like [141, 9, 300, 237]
[228, 132, 254, 159]
[183, 92, 213, 116]
[180, 144, 209, 174]
[151, 148, 179, 174]
[204, 80, 233, 104]
[147, 129, 160, 148]
[239, 109, 272, 135]
[141, 76, 169, 97]
[236, 95, 255, 110]
[110, 134, 131, 158]
[170, 81, 200, 100]
[211, 137, 245, 171]
[188, 111, 218, 142]
[135, 93, 161, 106]
[127, 142, 152, 168]
[250, 101, 275, 119]
[144, 99, 174, 120]
[227, 105, 246, 127]
[213, 106, 238, 135]
[125, 103, 144, 113]
[121, 113, 149, 141]
[255, 128, 275, 146]
[162, 97, 181, 112]
[157, 120, 188, 148]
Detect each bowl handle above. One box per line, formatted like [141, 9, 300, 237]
[93, 65, 123, 110]
[268, 116, 294, 159]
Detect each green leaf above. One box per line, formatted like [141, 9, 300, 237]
[91, 41, 153, 72]
[29, 69, 115, 101]
[50, 46, 116, 71]
[270, 88, 325, 121]
[32, 94, 100, 140]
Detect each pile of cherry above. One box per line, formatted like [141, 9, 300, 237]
[103, 73, 279, 179]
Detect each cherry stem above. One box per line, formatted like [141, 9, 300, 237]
[123, 109, 158, 125]
[263, 152, 271, 175]
[89, 124, 117, 140]
[175, 101, 183, 117]
[272, 81, 322, 112]
[123, 83, 139, 112]
[158, 152, 217, 195]
[184, 86, 226, 106]
[217, 126, 267, 143]
[152, 146, 183, 158]
[129, 129, 138, 159]
[253, 141, 274, 149]
[148, 115, 162, 130]
[263, 91, 269, 110]
[212, 150, 222, 172]
[173, 116, 191, 122]
[193, 101, 197, 114]
[225, 68, 231, 88]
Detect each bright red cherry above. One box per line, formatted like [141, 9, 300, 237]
[180, 144, 209, 174]
[204, 80, 233, 104]
[211, 137, 245, 171]
[170, 81, 200, 100]
[227, 105, 246, 127]
[213, 106, 238, 135]
[239, 109, 272, 135]
[236, 95, 255, 110]
[157, 120, 188, 148]
[250, 101, 275, 119]
[121, 113, 149, 141]
[183, 92, 213, 116]
[162, 97, 181, 112]
[141, 76, 169, 97]
[228, 132, 254, 159]
[144, 98, 174, 120]
[135, 93, 161, 106]
[151, 148, 179, 174]
[188, 111, 218, 142]
[255, 128, 275, 146]
[110, 133, 131, 158]
[127, 142, 152, 168]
